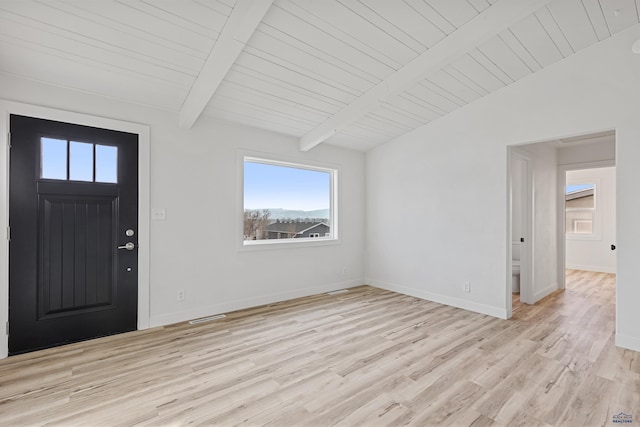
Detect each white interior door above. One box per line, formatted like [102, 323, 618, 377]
[511, 152, 533, 305]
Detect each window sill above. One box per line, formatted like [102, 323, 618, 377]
[239, 237, 340, 252]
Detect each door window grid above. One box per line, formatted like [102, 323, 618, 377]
[41, 137, 118, 183]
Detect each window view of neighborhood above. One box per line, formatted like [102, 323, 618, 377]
[244, 159, 332, 242]
[566, 183, 595, 235]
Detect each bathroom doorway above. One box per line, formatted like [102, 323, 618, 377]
[507, 130, 615, 319]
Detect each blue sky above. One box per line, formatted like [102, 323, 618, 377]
[41, 137, 117, 183]
[566, 183, 594, 194]
[244, 161, 330, 211]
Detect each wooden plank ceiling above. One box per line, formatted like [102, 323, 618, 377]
[0, 0, 638, 151]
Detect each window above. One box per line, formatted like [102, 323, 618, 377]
[41, 138, 67, 180]
[243, 157, 336, 246]
[41, 137, 118, 183]
[566, 183, 595, 236]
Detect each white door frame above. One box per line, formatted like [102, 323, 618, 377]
[0, 100, 151, 358]
[508, 148, 534, 316]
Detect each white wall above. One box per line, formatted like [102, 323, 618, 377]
[0, 75, 366, 329]
[366, 24, 640, 352]
[565, 167, 616, 273]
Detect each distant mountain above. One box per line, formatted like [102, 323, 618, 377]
[248, 208, 330, 220]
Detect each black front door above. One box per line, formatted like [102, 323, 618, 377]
[9, 115, 138, 355]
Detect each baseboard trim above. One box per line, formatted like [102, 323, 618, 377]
[533, 283, 558, 303]
[616, 333, 640, 352]
[566, 263, 616, 274]
[366, 278, 507, 319]
[149, 279, 363, 328]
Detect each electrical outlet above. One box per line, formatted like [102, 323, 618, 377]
[463, 281, 471, 293]
[177, 289, 185, 301]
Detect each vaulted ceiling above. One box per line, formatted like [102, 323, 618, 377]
[1, 0, 638, 151]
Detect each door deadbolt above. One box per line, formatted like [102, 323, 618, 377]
[125, 229, 135, 237]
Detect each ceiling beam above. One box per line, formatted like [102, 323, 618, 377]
[299, 0, 554, 151]
[179, 0, 273, 129]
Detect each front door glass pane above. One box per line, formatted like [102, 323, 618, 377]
[41, 137, 67, 180]
[95, 145, 118, 183]
[70, 141, 94, 182]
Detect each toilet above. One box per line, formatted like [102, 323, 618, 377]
[512, 242, 521, 293]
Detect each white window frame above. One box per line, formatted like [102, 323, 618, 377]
[565, 178, 601, 241]
[238, 152, 339, 251]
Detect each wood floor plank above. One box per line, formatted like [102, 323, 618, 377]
[0, 270, 637, 426]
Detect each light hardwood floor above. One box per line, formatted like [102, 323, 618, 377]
[511, 293, 523, 314]
[0, 270, 638, 426]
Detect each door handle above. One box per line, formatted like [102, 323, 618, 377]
[118, 242, 136, 251]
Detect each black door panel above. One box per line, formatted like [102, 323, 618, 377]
[38, 194, 117, 317]
[9, 115, 138, 355]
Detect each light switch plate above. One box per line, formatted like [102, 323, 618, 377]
[151, 208, 166, 221]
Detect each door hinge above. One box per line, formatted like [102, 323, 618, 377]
[7, 131, 10, 148]
[6, 226, 9, 242]
[5, 322, 8, 336]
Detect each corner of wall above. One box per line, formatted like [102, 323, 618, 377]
[366, 279, 508, 320]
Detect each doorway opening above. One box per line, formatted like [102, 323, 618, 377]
[507, 130, 615, 318]
[564, 167, 616, 276]
[0, 101, 151, 358]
